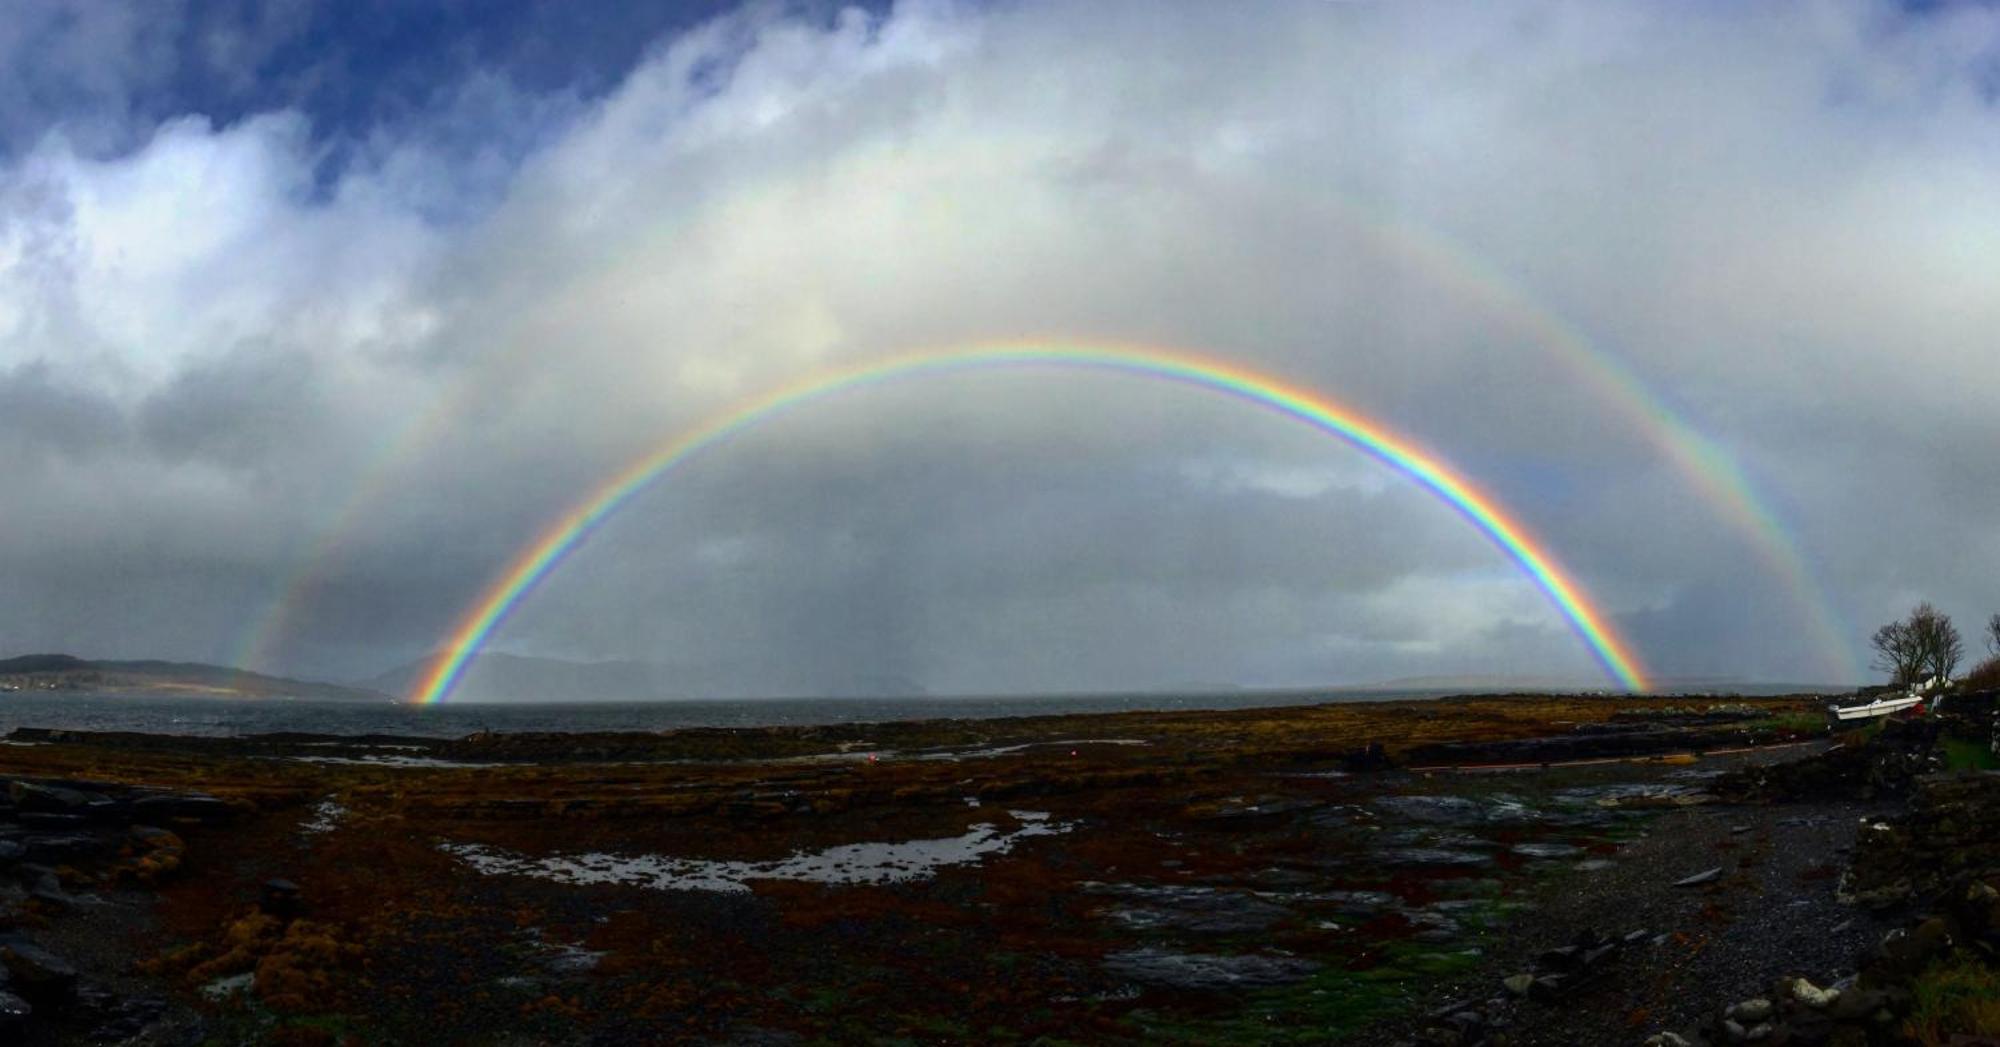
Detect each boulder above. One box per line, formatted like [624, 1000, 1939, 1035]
[7, 782, 92, 814]
[0, 989, 28, 1035]
[260, 878, 303, 918]
[0, 939, 76, 1005]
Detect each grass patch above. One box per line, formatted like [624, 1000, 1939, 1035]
[1904, 956, 2000, 1046]
[1746, 713, 1828, 736]
[1941, 737, 2000, 772]
[1835, 719, 1887, 747]
[1133, 943, 1485, 1045]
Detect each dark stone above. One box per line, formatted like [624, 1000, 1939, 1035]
[17, 813, 86, 830]
[260, 878, 303, 917]
[1528, 974, 1568, 1002]
[1103, 947, 1320, 989]
[21, 834, 104, 863]
[0, 842, 22, 864]
[0, 940, 77, 1006]
[1377, 848, 1496, 869]
[1537, 945, 1581, 970]
[7, 782, 93, 813]
[14, 865, 62, 896]
[0, 989, 28, 1033]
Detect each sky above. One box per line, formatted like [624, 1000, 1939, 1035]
[1, 0, 1996, 697]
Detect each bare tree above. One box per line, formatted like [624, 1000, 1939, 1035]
[1872, 602, 1963, 685]
[1911, 603, 1963, 682]
[1988, 612, 2000, 655]
[1872, 619, 1925, 686]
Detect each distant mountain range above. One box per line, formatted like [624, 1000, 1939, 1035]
[0, 653, 391, 702]
[362, 651, 932, 703]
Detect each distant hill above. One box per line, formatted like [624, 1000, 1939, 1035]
[364, 652, 931, 703]
[0, 653, 391, 702]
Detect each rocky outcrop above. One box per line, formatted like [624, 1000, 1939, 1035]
[1711, 720, 1942, 803]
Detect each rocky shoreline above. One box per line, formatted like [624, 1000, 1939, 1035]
[0, 691, 1991, 1045]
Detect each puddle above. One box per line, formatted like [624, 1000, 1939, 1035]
[441, 811, 1071, 894]
[300, 797, 347, 834]
[911, 738, 1151, 761]
[285, 755, 503, 768]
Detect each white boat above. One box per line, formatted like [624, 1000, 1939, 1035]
[1827, 692, 1925, 721]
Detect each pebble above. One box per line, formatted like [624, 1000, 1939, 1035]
[1673, 866, 1724, 887]
[1729, 997, 1773, 1022]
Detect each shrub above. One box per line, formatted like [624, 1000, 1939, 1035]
[1904, 956, 2000, 1047]
[1960, 655, 2000, 692]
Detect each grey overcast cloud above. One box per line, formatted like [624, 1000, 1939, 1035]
[2, 0, 1996, 696]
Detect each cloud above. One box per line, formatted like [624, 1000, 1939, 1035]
[0, 0, 1994, 691]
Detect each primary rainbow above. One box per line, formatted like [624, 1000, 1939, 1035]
[410, 342, 1648, 704]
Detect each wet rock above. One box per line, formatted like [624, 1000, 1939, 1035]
[7, 781, 93, 813]
[0, 842, 22, 864]
[0, 939, 77, 1005]
[22, 833, 105, 863]
[260, 878, 303, 918]
[1304, 890, 1399, 918]
[1377, 848, 1495, 869]
[1642, 1034, 1691, 1047]
[1790, 976, 1839, 1009]
[1537, 945, 1581, 970]
[1103, 947, 1319, 989]
[1553, 783, 1706, 809]
[26, 886, 72, 914]
[1512, 842, 1582, 859]
[0, 989, 28, 1035]
[1729, 998, 1773, 1023]
[1674, 867, 1724, 887]
[1371, 796, 1485, 825]
[17, 813, 86, 830]
[14, 865, 62, 897]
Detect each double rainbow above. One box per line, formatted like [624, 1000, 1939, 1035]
[410, 342, 1649, 704]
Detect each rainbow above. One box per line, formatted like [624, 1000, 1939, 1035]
[236, 197, 1851, 683]
[1331, 205, 1858, 680]
[410, 342, 1649, 704]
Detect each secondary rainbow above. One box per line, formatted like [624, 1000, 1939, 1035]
[237, 196, 1852, 684]
[410, 343, 1649, 704]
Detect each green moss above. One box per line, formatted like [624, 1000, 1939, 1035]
[1134, 944, 1485, 1045]
[1941, 737, 2000, 772]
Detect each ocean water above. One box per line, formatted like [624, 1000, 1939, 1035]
[0, 689, 1432, 740]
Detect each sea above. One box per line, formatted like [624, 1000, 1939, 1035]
[0, 689, 1444, 740]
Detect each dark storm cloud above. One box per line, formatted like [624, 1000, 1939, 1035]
[1, 0, 1996, 693]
